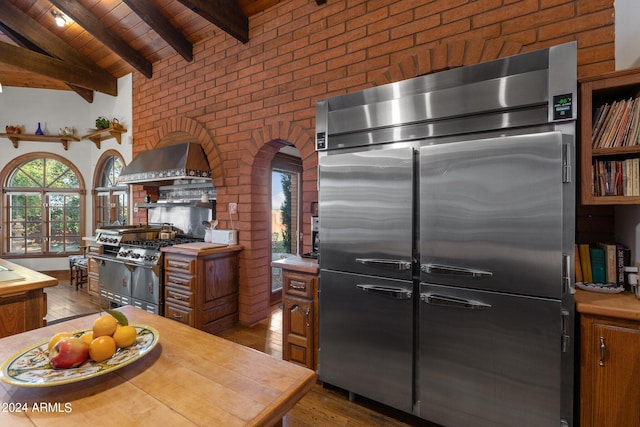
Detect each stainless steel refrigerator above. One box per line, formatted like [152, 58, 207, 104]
[316, 42, 576, 426]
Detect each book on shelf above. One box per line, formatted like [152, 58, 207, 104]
[577, 242, 628, 286]
[575, 244, 583, 282]
[597, 242, 617, 284]
[593, 158, 640, 196]
[578, 244, 592, 283]
[616, 243, 626, 287]
[589, 247, 606, 284]
[592, 95, 640, 149]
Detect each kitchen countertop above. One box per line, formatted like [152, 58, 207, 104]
[271, 256, 319, 274]
[0, 259, 57, 296]
[575, 289, 640, 321]
[0, 305, 316, 426]
[161, 243, 243, 256]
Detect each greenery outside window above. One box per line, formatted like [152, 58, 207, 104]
[94, 153, 128, 229]
[3, 156, 83, 256]
[270, 152, 302, 302]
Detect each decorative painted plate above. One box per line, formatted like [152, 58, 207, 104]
[575, 282, 626, 294]
[0, 325, 159, 387]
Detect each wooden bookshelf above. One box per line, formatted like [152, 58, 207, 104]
[580, 67, 640, 205]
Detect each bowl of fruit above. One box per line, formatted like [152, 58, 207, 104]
[0, 310, 159, 387]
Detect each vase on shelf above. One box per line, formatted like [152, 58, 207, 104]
[35, 122, 44, 135]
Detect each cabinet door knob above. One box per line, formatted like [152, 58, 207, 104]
[599, 336, 606, 366]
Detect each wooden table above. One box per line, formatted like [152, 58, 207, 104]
[0, 306, 316, 426]
[0, 259, 57, 337]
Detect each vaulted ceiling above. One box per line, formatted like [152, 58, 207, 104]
[0, 0, 326, 102]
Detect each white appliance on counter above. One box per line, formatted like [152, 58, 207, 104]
[209, 229, 238, 245]
[316, 42, 577, 426]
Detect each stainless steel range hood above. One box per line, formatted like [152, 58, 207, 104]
[118, 142, 212, 185]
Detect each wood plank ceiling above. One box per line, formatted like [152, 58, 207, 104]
[0, 0, 326, 102]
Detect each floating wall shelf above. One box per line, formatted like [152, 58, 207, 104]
[0, 125, 127, 150]
[0, 133, 81, 150]
[81, 126, 127, 149]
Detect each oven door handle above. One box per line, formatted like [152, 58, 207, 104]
[123, 263, 137, 272]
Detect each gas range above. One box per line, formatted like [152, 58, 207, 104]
[115, 237, 203, 265]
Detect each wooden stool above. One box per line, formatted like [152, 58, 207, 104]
[73, 258, 88, 290]
[68, 247, 88, 290]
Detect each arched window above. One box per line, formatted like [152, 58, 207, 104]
[94, 152, 128, 229]
[2, 155, 84, 256]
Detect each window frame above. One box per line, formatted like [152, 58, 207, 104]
[0, 152, 86, 258]
[92, 150, 129, 229]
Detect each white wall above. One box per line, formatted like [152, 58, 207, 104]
[615, 0, 640, 263]
[0, 75, 132, 270]
[615, 0, 640, 70]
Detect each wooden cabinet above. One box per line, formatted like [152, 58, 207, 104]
[274, 258, 319, 371]
[0, 259, 57, 337]
[87, 256, 100, 301]
[580, 67, 640, 205]
[580, 312, 640, 426]
[0, 289, 48, 338]
[163, 247, 240, 334]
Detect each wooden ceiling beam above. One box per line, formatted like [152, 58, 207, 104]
[178, 0, 249, 43]
[0, 2, 115, 99]
[0, 24, 94, 102]
[65, 83, 95, 103]
[0, 41, 117, 96]
[123, 0, 193, 62]
[49, 0, 153, 78]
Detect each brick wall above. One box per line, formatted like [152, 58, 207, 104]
[132, 0, 615, 324]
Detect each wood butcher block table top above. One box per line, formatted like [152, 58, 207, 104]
[575, 289, 640, 321]
[271, 256, 319, 275]
[0, 259, 57, 296]
[0, 306, 316, 426]
[161, 243, 243, 256]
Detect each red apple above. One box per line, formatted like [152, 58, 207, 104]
[49, 337, 90, 369]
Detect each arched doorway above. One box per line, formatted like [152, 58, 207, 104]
[270, 148, 302, 303]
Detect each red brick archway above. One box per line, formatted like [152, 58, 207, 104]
[236, 122, 316, 324]
[150, 116, 226, 187]
[371, 39, 525, 87]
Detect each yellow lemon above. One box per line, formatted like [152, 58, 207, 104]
[113, 325, 137, 348]
[89, 336, 117, 362]
[92, 314, 118, 337]
[48, 332, 74, 352]
[80, 331, 94, 346]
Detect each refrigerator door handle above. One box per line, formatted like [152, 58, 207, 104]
[356, 258, 412, 271]
[357, 284, 412, 299]
[420, 293, 492, 309]
[421, 263, 493, 278]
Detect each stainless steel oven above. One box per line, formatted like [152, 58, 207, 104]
[94, 251, 163, 315]
[95, 256, 132, 307]
[130, 263, 162, 313]
[94, 226, 203, 315]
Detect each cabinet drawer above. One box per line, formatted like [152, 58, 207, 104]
[283, 271, 315, 298]
[165, 272, 196, 291]
[88, 257, 99, 274]
[165, 286, 193, 307]
[165, 303, 193, 326]
[88, 275, 100, 296]
[203, 293, 238, 324]
[165, 255, 196, 275]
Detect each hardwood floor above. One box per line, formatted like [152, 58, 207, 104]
[43, 272, 98, 325]
[44, 272, 431, 427]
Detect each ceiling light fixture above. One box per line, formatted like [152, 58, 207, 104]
[51, 10, 67, 27]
